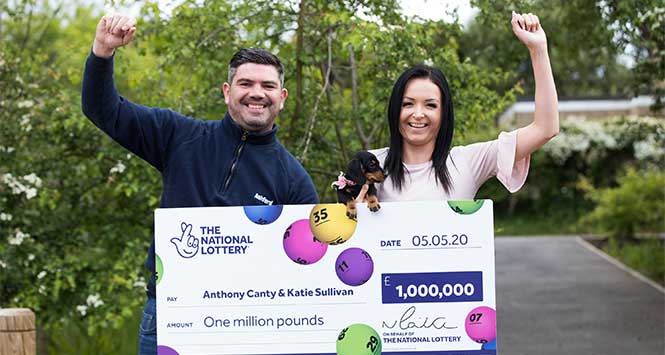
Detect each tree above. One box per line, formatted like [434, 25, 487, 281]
[462, 0, 633, 99]
[137, 0, 515, 201]
[600, 0, 665, 111]
[1, 1, 159, 337]
[464, 0, 663, 115]
[1, 0, 515, 344]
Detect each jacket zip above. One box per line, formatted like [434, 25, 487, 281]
[223, 130, 249, 191]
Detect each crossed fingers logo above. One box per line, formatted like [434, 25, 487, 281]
[170, 222, 199, 258]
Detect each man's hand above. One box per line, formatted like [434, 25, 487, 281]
[92, 13, 137, 58]
[511, 11, 547, 51]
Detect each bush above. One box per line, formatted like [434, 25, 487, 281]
[480, 116, 665, 224]
[0, 7, 156, 338]
[578, 168, 665, 238]
[604, 237, 665, 285]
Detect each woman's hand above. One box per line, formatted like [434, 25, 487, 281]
[355, 184, 369, 203]
[511, 11, 547, 51]
[512, 11, 559, 162]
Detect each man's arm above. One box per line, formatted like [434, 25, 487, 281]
[288, 163, 320, 204]
[293, 174, 320, 204]
[82, 14, 197, 172]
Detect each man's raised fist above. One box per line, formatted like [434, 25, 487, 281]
[92, 13, 137, 58]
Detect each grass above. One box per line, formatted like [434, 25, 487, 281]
[602, 237, 665, 286]
[494, 212, 581, 236]
[45, 313, 140, 355]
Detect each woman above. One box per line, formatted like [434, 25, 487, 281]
[369, 12, 558, 201]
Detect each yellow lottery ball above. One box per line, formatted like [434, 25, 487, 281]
[309, 204, 357, 245]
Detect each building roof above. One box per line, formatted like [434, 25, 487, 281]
[498, 96, 656, 125]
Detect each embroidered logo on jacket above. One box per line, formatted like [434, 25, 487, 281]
[254, 193, 273, 205]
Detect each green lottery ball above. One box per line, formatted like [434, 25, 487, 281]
[448, 200, 484, 215]
[336, 323, 381, 355]
[155, 254, 164, 285]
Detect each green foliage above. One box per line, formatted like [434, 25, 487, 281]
[0, 0, 513, 348]
[46, 312, 141, 355]
[1, 2, 661, 352]
[600, 1, 665, 110]
[130, 0, 515, 202]
[604, 237, 665, 285]
[465, 0, 632, 98]
[1, 0, 157, 339]
[487, 116, 664, 243]
[494, 211, 580, 236]
[579, 168, 665, 239]
[480, 116, 665, 222]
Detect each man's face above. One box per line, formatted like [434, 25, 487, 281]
[223, 63, 288, 133]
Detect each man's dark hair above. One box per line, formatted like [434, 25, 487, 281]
[228, 48, 285, 87]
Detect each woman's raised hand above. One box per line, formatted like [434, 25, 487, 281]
[511, 11, 547, 50]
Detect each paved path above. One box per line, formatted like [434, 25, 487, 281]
[495, 236, 664, 355]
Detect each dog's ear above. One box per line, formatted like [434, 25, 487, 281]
[346, 158, 366, 185]
[355, 151, 372, 162]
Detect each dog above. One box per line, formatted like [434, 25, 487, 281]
[332, 151, 387, 219]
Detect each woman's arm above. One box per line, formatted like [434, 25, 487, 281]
[512, 12, 559, 162]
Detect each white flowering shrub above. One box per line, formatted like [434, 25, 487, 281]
[0, 42, 161, 336]
[483, 115, 665, 223]
[542, 116, 664, 166]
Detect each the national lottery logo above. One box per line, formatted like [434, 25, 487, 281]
[170, 222, 254, 259]
[171, 222, 200, 258]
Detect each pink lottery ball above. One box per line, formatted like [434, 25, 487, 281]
[283, 219, 328, 265]
[464, 306, 496, 343]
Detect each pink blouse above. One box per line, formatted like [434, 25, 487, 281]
[369, 130, 530, 202]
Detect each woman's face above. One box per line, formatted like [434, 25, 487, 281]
[399, 78, 442, 149]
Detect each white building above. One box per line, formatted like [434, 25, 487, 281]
[498, 96, 661, 128]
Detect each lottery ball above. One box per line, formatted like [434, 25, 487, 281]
[481, 339, 497, 350]
[336, 323, 381, 355]
[335, 247, 374, 286]
[465, 306, 496, 343]
[155, 254, 164, 285]
[157, 345, 179, 355]
[448, 200, 484, 215]
[283, 219, 327, 265]
[244, 205, 283, 225]
[309, 204, 357, 245]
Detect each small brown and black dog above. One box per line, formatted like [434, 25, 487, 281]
[332, 151, 387, 219]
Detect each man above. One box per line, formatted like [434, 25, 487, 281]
[82, 13, 319, 354]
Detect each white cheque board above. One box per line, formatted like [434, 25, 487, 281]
[155, 201, 497, 355]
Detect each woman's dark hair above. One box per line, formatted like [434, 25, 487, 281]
[384, 64, 454, 192]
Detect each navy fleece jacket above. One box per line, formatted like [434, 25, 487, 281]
[81, 52, 319, 296]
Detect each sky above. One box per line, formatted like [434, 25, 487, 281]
[400, 0, 477, 26]
[95, 0, 478, 26]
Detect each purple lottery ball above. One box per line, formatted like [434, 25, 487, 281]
[283, 219, 328, 265]
[157, 346, 180, 355]
[335, 247, 374, 286]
